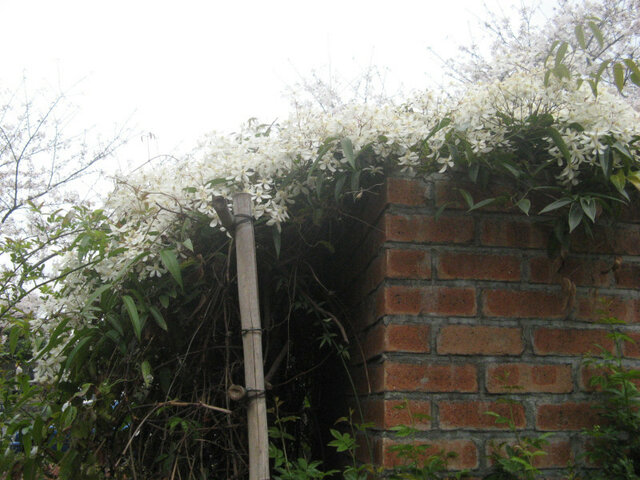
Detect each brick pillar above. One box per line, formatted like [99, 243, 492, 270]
[346, 174, 640, 477]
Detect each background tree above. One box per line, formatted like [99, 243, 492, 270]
[0, 81, 126, 235]
[441, 0, 640, 104]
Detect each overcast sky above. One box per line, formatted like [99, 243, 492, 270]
[1, 0, 552, 171]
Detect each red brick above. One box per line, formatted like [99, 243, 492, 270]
[487, 439, 573, 468]
[623, 332, 640, 358]
[386, 324, 430, 352]
[352, 363, 384, 394]
[533, 440, 573, 469]
[486, 363, 573, 393]
[377, 285, 422, 316]
[616, 226, 640, 255]
[434, 179, 516, 212]
[353, 248, 432, 305]
[579, 365, 611, 392]
[438, 252, 521, 281]
[380, 437, 478, 470]
[361, 323, 430, 359]
[378, 285, 477, 317]
[529, 256, 612, 287]
[386, 177, 428, 206]
[386, 249, 431, 279]
[571, 224, 640, 255]
[360, 398, 431, 430]
[438, 401, 526, 430]
[480, 219, 549, 249]
[361, 177, 430, 227]
[384, 362, 478, 392]
[579, 363, 640, 391]
[483, 289, 566, 318]
[615, 262, 640, 288]
[533, 328, 614, 356]
[619, 207, 640, 224]
[536, 402, 601, 431]
[577, 295, 640, 323]
[437, 326, 523, 355]
[384, 213, 474, 244]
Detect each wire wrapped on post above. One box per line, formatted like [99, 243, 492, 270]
[234, 213, 253, 226]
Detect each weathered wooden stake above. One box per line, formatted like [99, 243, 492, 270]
[232, 193, 270, 480]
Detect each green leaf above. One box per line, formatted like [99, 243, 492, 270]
[106, 314, 124, 336]
[468, 162, 480, 183]
[555, 42, 569, 67]
[580, 197, 597, 223]
[149, 305, 168, 331]
[64, 334, 94, 372]
[628, 171, 640, 192]
[272, 226, 281, 258]
[554, 64, 571, 80]
[588, 20, 604, 47]
[104, 330, 122, 348]
[32, 416, 44, 444]
[123, 295, 142, 341]
[9, 326, 20, 355]
[610, 170, 628, 197]
[516, 198, 531, 215]
[624, 58, 640, 76]
[458, 189, 474, 208]
[539, 197, 573, 214]
[341, 137, 355, 170]
[548, 127, 571, 163]
[575, 24, 586, 49]
[598, 147, 611, 178]
[500, 160, 524, 178]
[596, 59, 611, 80]
[141, 360, 153, 387]
[612, 141, 632, 161]
[469, 197, 497, 212]
[83, 283, 113, 312]
[568, 202, 584, 232]
[62, 405, 77, 429]
[159, 295, 170, 309]
[334, 174, 347, 202]
[434, 203, 450, 221]
[350, 169, 361, 193]
[613, 62, 625, 92]
[32, 317, 72, 361]
[206, 177, 228, 187]
[182, 238, 194, 252]
[160, 249, 183, 289]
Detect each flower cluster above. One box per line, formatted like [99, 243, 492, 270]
[28, 70, 639, 383]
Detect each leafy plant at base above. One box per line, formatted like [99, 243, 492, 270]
[269, 401, 380, 480]
[483, 381, 551, 480]
[583, 316, 640, 479]
[387, 401, 467, 480]
[327, 410, 381, 480]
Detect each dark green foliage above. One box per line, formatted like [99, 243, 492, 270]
[583, 318, 640, 479]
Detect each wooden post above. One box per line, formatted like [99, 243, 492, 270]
[232, 193, 270, 480]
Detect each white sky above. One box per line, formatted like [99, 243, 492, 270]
[0, 0, 551, 172]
